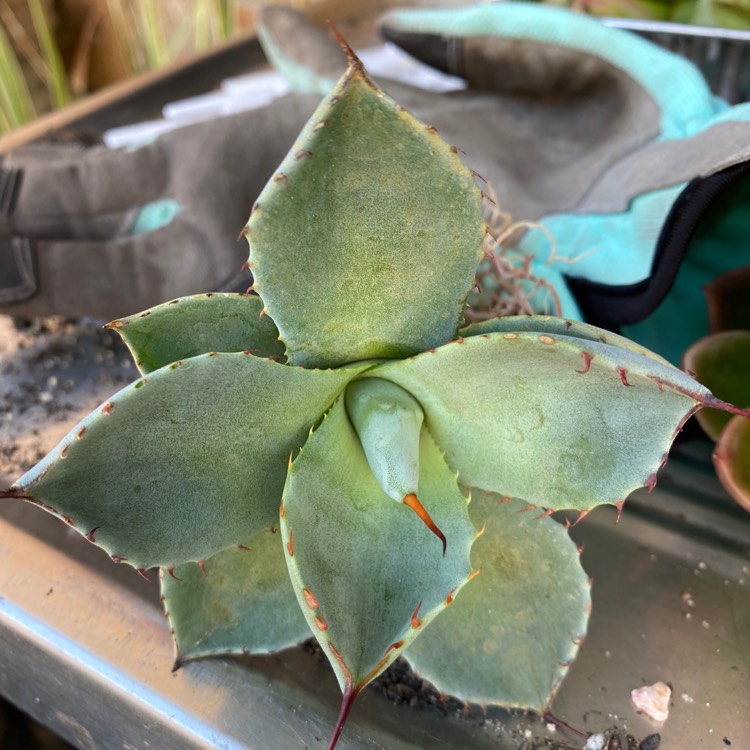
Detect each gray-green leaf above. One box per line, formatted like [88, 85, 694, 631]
[374, 330, 713, 512]
[280, 396, 476, 693]
[163, 528, 309, 662]
[8, 354, 370, 568]
[245, 57, 484, 368]
[405, 494, 590, 710]
[108, 293, 285, 374]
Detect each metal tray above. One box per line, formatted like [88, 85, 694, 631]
[604, 18, 750, 102]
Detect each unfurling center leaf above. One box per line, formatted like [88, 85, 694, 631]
[345, 377, 446, 552]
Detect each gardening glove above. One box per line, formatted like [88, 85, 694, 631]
[0, 91, 319, 319]
[262, 4, 750, 364]
[384, 3, 750, 365]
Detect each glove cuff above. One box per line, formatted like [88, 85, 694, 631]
[567, 159, 750, 329]
[0, 165, 37, 304]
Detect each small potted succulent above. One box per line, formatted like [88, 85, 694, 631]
[684, 266, 750, 512]
[2, 40, 748, 749]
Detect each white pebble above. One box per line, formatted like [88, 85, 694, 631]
[631, 681, 671, 722]
[585, 733, 606, 750]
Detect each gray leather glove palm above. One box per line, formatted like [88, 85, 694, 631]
[0, 92, 317, 318]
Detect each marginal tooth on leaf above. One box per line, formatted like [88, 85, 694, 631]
[313, 119, 330, 131]
[314, 614, 328, 631]
[101, 402, 114, 416]
[136, 568, 150, 582]
[571, 509, 590, 527]
[60, 444, 69, 459]
[617, 367, 634, 387]
[75, 427, 86, 440]
[385, 640, 404, 656]
[294, 149, 313, 160]
[467, 568, 482, 583]
[534, 508, 555, 521]
[269, 524, 277, 534]
[648, 375, 665, 392]
[539, 335, 555, 345]
[403, 493, 447, 555]
[644, 472, 658, 493]
[85, 526, 100, 543]
[303, 587, 319, 609]
[572, 633, 587, 647]
[475, 522, 487, 539]
[280, 499, 286, 517]
[273, 173, 288, 184]
[167, 567, 181, 581]
[498, 495, 511, 504]
[516, 504, 537, 513]
[576, 351, 593, 374]
[445, 587, 457, 606]
[197, 560, 207, 577]
[286, 529, 294, 556]
[502, 333, 517, 340]
[576, 543, 585, 555]
[237, 544, 251, 551]
[614, 499, 626, 523]
[411, 601, 423, 629]
[259, 307, 267, 320]
[480, 190, 497, 206]
[110, 555, 128, 564]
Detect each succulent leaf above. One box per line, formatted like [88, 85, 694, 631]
[107, 293, 285, 374]
[683, 330, 750, 440]
[405, 494, 590, 710]
[244, 55, 485, 368]
[461, 315, 672, 366]
[280, 396, 475, 700]
[344, 378, 423, 502]
[6, 355, 371, 568]
[374, 330, 717, 512]
[163, 528, 309, 663]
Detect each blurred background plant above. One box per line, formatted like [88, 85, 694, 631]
[0, 0, 321, 135]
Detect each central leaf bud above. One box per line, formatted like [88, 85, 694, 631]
[345, 377, 445, 552]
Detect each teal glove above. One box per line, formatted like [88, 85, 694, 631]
[262, 4, 750, 364]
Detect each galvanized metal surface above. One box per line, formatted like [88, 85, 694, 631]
[0, 442, 748, 750]
[604, 18, 750, 102]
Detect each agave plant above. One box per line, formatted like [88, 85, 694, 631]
[3, 43, 748, 749]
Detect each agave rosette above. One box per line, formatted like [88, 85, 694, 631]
[3, 49, 747, 749]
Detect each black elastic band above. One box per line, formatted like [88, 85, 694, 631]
[566, 159, 750, 330]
